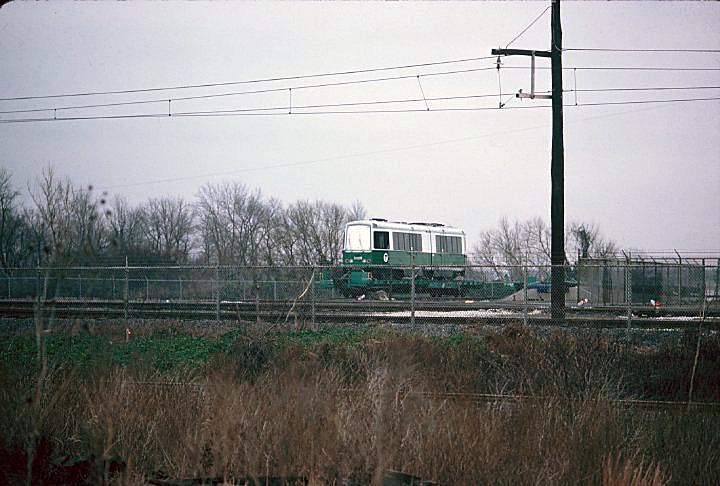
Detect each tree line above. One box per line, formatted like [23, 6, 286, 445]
[0, 167, 365, 269]
[1, 167, 617, 272]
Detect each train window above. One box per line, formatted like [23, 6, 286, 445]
[373, 231, 390, 250]
[393, 232, 422, 251]
[412, 233, 422, 251]
[436, 235, 462, 254]
[393, 232, 403, 250]
[346, 225, 371, 251]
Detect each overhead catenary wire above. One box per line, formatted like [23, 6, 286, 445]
[2, 80, 718, 117]
[564, 86, 720, 94]
[569, 96, 720, 107]
[0, 91, 528, 118]
[2, 59, 718, 109]
[2, 62, 718, 117]
[0, 55, 499, 102]
[2, 95, 718, 125]
[564, 48, 720, 53]
[0, 66, 500, 116]
[506, 66, 720, 72]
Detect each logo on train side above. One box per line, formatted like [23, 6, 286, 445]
[383, 252, 389, 263]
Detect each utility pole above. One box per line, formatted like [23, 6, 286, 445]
[492, 0, 565, 321]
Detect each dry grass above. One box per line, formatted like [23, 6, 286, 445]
[602, 452, 667, 486]
[1, 324, 718, 485]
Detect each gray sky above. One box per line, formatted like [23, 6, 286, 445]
[1, 1, 718, 253]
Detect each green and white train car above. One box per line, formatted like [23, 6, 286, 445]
[343, 218, 466, 269]
[327, 218, 488, 297]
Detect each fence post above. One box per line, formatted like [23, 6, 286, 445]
[215, 262, 220, 322]
[311, 267, 316, 326]
[78, 273, 82, 299]
[255, 271, 260, 324]
[112, 275, 116, 300]
[273, 280, 277, 301]
[7, 275, 10, 299]
[410, 256, 416, 327]
[625, 257, 632, 329]
[179, 277, 183, 301]
[389, 266, 393, 300]
[701, 259, 706, 306]
[124, 256, 129, 319]
[675, 250, 682, 306]
[146, 277, 149, 301]
[523, 265, 528, 326]
[576, 261, 581, 304]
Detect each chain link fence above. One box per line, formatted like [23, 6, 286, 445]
[1, 259, 718, 325]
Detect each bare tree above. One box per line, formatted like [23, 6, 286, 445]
[567, 221, 618, 261]
[105, 196, 147, 258]
[27, 167, 107, 264]
[282, 200, 351, 265]
[471, 216, 617, 281]
[256, 197, 284, 267]
[472, 217, 527, 280]
[143, 196, 194, 262]
[348, 199, 367, 221]
[195, 182, 268, 265]
[0, 168, 32, 269]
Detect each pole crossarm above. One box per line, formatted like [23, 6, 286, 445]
[491, 48, 551, 58]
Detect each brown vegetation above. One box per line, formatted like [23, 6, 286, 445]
[1, 325, 718, 485]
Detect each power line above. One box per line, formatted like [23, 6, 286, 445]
[0, 66, 500, 116]
[572, 96, 720, 107]
[564, 48, 720, 53]
[2, 63, 717, 117]
[504, 66, 720, 72]
[2, 96, 717, 124]
[565, 86, 720, 94]
[0, 104, 547, 124]
[2, 59, 717, 108]
[505, 5, 551, 49]
[0, 92, 527, 120]
[0, 55, 498, 102]
[2, 81, 717, 117]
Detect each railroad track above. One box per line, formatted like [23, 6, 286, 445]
[1, 298, 717, 329]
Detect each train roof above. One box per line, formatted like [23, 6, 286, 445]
[346, 218, 465, 235]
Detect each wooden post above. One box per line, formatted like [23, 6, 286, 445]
[549, 0, 565, 321]
[491, 0, 565, 321]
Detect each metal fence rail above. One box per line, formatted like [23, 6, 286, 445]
[1, 260, 718, 325]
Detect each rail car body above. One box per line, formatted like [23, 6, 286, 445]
[344, 218, 466, 268]
[325, 218, 516, 298]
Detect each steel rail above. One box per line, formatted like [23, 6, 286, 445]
[0, 298, 717, 329]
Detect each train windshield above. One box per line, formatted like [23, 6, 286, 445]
[345, 224, 371, 251]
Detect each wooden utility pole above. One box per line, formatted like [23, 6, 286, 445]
[549, 0, 565, 320]
[492, 0, 565, 321]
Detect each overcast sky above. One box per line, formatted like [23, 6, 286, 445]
[1, 1, 718, 253]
